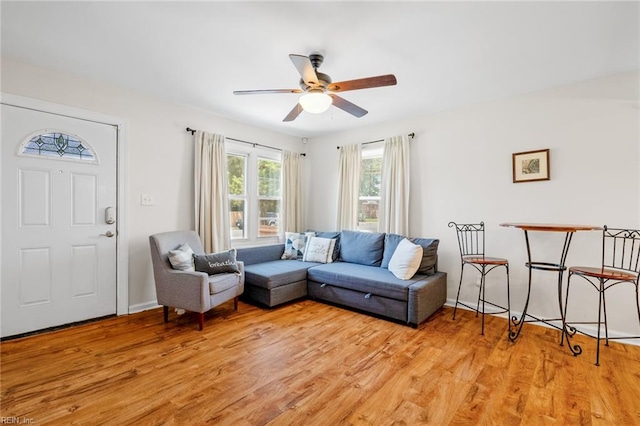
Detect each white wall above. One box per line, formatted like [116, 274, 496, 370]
[1, 57, 305, 311]
[307, 71, 640, 337]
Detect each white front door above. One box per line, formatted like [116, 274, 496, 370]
[1, 104, 118, 338]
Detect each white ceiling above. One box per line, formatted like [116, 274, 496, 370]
[1, 1, 638, 138]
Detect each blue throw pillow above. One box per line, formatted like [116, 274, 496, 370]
[381, 233, 405, 268]
[411, 237, 439, 275]
[339, 230, 385, 266]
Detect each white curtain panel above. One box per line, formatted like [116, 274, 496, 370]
[336, 143, 362, 230]
[379, 134, 411, 235]
[282, 150, 304, 233]
[194, 130, 230, 253]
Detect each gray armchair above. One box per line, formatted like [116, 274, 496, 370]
[149, 230, 244, 330]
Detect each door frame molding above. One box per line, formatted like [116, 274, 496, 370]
[1, 92, 129, 315]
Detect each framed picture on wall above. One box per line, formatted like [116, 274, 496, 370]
[512, 149, 550, 183]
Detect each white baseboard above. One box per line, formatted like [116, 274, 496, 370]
[445, 298, 640, 347]
[128, 301, 161, 314]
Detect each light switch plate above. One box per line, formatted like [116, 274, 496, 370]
[141, 193, 155, 206]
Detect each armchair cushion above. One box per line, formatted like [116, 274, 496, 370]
[209, 271, 243, 295]
[193, 249, 240, 275]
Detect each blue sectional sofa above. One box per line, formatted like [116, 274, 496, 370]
[236, 230, 447, 326]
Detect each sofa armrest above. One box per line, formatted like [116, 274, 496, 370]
[407, 272, 447, 326]
[155, 269, 211, 313]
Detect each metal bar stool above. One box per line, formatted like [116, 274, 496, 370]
[565, 226, 640, 365]
[448, 221, 511, 335]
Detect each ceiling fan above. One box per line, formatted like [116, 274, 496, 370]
[233, 53, 397, 122]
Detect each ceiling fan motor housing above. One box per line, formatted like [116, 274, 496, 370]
[309, 53, 324, 69]
[298, 53, 331, 92]
[299, 72, 331, 92]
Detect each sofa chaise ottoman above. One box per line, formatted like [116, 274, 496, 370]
[234, 243, 319, 307]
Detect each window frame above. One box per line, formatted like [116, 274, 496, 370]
[227, 152, 248, 241]
[256, 156, 282, 239]
[18, 129, 99, 164]
[358, 144, 383, 232]
[226, 141, 282, 247]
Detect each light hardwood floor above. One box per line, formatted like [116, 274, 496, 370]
[1, 300, 639, 425]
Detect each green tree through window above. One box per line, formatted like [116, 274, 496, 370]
[360, 157, 382, 197]
[258, 158, 281, 237]
[227, 154, 247, 239]
[359, 151, 382, 232]
[227, 155, 245, 196]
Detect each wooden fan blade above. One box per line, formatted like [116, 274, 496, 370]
[328, 74, 397, 92]
[283, 103, 304, 122]
[329, 94, 368, 118]
[233, 89, 303, 95]
[289, 54, 319, 86]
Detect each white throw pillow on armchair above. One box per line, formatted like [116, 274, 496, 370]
[168, 243, 195, 271]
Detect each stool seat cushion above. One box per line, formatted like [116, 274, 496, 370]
[463, 255, 508, 265]
[569, 266, 638, 281]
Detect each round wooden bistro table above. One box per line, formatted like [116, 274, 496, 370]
[499, 223, 602, 358]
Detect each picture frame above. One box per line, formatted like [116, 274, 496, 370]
[512, 149, 550, 183]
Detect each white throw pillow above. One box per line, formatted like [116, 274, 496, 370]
[388, 238, 423, 280]
[303, 237, 336, 264]
[168, 243, 195, 271]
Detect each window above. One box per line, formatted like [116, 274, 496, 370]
[227, 143, 281, 243]
[257, 157, 281, 237]
[20, 132, 96, 163]
[358, 146, 383, 232]
[228, 153, 247, 239]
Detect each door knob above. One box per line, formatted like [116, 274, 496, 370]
[100, 230, 115, 237]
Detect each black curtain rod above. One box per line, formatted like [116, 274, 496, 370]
[186, 127, 305, 156]
[336, 132, 415, 150]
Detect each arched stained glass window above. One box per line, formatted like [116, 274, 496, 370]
[21, 132, 96, 162]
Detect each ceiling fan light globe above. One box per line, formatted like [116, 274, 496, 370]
[299, 93, 332, 114]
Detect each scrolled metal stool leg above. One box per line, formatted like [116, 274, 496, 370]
[636, 283, 640, 326]
[506, 264, 511, 336]
[475, 267, 484, 319]
[595, 284, 604, 366]
[452, 263, 465, 320]
[480, 267, 486, 335]
[600, 280, 610, 347]
[509, 257, 532, 342]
